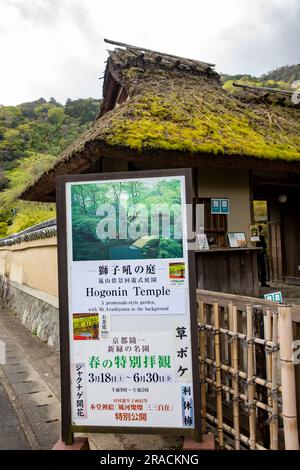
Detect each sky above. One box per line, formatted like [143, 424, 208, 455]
[0, 0, 299, 105]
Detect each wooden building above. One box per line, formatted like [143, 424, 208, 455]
[21, 39, 300, 296]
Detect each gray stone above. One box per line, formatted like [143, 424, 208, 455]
[0, 277, 59, 348]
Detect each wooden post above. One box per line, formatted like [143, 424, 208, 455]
[265, 308, 273, 446]
[199, 300, 207, 433]
[246, 305, 256, 450]
[213, 301, 224, 448]
[228, 301, 233, 405]
[293, 322, 300, 436]
[278, 304, 299, 450]
[231, 305, 240, 450]
[271, 312, 279, 450]
[253, 305, 270, 448]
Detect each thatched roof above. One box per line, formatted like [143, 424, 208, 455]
[21, 39, 300, 201]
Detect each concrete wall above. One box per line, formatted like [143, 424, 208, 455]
[0, 237, 58, 297]
[0, 237, 59, 347]
[197, 167, 252, 243]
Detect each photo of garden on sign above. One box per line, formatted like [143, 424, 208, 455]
[71, 179, 183, 261]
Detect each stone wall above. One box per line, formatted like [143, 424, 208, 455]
[0, 275, 59, 348]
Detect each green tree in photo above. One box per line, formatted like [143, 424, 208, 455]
[71, 179, 183, 261]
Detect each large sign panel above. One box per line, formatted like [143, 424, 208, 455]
[57, 169, 200, 439]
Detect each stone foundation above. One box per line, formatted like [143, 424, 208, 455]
[0, 275, 59, 348]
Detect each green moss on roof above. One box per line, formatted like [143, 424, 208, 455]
[35, 67, 300, 173]
[20, 51, 300, 202]
[100, 68, 300, 160]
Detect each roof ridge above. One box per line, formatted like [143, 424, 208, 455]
[104, 38, 216, 69]
[233, 82, 295, 96]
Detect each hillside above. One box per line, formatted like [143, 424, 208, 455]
[261, 64, 300, 83]
[0, 97, 99, 172]
[0, 98, 100, 237]
[222, 63, 300, 93]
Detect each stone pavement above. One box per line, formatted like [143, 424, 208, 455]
[0, 380, 30, 449]
[0, 308, 181, 450]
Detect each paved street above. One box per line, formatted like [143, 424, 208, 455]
[0, 310, 61, 449]
[0, 381, 30, 449]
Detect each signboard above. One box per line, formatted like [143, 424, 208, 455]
[227, 232, 247, 248]
[250, 225, 260, 242]
[211, 198, 221, 214]
[211, 198, 229, 214]
[197, 234, 209, 250]
[56, 169, 201, 443]
[264, 292, 283, 303]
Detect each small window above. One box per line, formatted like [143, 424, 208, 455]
[197, 198, 228, 247]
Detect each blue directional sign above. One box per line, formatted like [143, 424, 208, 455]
[211, 198, 229, 215]
[264, 291, 283, 303]
[220, 199, 229, 214]
[211, 199, 221, 214]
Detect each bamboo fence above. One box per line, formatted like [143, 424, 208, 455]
[197, 295, 299, 451]
[278, 304, 299, 450]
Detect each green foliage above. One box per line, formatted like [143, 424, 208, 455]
[6, 202, 55, 235]
[158, 239, 182, 258]
[0, 97, 99, 237]
[65, 98, 100, 125]
[0, 97, 99, 171]
[1, 153, 57, 205]
[221, 64, 300, 92]
[0, 222, 8, 237]
[71, 180, 183, 261]
[261, 64, 300, 83]
[0, 106, 22, 126]
[47, 106, 65, 124]
[0, 153, 57, 236]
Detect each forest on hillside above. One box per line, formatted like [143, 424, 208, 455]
[0, 97, 99, 237]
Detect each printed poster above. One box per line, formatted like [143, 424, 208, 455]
[227, 232, 247, 248]
[250, 224, 260, 242]
[65, 175, 197, 430]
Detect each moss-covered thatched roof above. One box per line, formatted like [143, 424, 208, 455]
[22, 41, 300, 201]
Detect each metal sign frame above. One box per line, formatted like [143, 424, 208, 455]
[56, 168, 201, 444]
